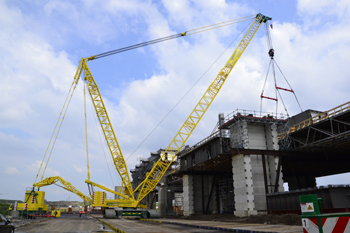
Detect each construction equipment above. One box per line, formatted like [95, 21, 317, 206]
[25, 14, 271, 216]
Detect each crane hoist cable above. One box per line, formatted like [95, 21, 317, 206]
[34, 73, 81, 184]
[83, 75, 90, 181]
[35, 61, 83, 183]
[87, 15, 256, 60]
[260, 22, 303, 117]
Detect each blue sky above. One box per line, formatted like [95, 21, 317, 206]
[1, 0, 350, 201]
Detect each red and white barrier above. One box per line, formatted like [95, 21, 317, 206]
[303, 216, 350, 233]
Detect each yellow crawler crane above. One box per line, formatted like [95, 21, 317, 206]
[29, 14, 271, 215]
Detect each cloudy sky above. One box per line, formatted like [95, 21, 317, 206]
[1, 0, 349, 202]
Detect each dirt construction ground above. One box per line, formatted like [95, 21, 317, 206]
[15, 215, 111, 233]
[166, 213, 302, 226]
[14, 213, 303, 233]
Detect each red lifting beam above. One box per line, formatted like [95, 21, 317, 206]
[261, 94, 277, 101]
[275, 85, 294, 93]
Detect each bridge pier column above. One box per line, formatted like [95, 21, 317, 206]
[158, 184, 167, 217]
[230, 119, 285, 217]
[183, 174, 194, 216]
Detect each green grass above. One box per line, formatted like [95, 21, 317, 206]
[0, 203, 11, 216]
[0, 199, 23, 204]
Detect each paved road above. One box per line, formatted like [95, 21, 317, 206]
[16, 215, 112, 233]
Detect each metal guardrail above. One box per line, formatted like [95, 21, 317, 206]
[278, 101, 350, 140]
[179, 131, 221, 156]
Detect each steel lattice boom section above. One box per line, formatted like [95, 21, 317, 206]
[82, 60, 134, 198]
[33, 176, 92, 203]
[134, 14, 270, 204]
[85, 180, 133, 201]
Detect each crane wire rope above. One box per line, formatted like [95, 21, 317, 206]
[260, 59, 273, 114]
[84, 77, 90, 180]
[273, 60, 303, 112]
[273, 55, 279, 116]
[260, 22, 302, 118]
[125, 18, 255, 163]
[34, 80, 77, 184]
[89, 15, 256, 60]
[40, 80, 80, 181]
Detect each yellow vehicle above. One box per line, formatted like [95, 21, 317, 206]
[25, 14, 271, 217]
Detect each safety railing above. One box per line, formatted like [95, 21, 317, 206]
[278, 101, 350, 140]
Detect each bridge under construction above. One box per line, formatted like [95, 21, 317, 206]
[131, 101, 350, 217]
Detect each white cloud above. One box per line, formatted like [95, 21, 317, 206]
[5, 167, 20, 176]
[297, 0, 350, 17]
[73, 165, 85, 174]
[30, 161, 61, 179]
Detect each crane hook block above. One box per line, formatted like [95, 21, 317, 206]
[268, 49, 274, 58]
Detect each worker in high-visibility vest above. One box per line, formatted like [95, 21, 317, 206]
[7, 205, 12, 215]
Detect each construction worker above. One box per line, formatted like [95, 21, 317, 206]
[7, 205, 12, 216]
[79, 210, 82, 218]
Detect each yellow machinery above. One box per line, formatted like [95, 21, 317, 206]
[17, 189, 48, 212]
[26, 14, 271, 213]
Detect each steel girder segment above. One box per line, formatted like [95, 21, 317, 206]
[134, 14, 267, 204]
[82, 60, 133, 198]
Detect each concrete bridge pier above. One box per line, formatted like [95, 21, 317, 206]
[182, 174, 218, 216]
[183, 174, 194, 216]
[230, 119, 284, 217]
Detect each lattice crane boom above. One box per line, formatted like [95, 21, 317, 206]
[133, 13, 271, 205]
[81, 60, 134, 198]
[33, 176, 92, 203]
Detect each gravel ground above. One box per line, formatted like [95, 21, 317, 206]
[13, 215, 111, 232]
[166, 213, 302, 226]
